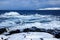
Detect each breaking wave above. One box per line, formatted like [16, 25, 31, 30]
[0, 12, 60, 40]
[0, 12, 60, 29]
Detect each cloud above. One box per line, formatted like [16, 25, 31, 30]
[38, 8, 60, 10]
[0, 0, 60, 10]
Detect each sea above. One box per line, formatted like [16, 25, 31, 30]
[0, 10, 60, 16]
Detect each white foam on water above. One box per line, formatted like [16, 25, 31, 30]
[0, 12, 60, 40]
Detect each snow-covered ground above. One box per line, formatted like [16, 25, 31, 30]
[0, 12, 60, 40]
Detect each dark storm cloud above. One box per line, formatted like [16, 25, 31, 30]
[0, 0, 60, 10]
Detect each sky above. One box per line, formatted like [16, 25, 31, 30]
[0, 0, 60, 10]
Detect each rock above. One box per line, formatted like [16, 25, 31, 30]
[9, 29, 20, 35]
[0, 28, 7, 34]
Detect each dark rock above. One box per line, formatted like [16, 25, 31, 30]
[9, 29, 20, 35]
[23, 28, 30, 32]
[53, 31, 60, 38]
[40, 38, 43, 40]
[46, 29, 54, 34]
[0, 28, 7, 34]
[23, 26, 46, 32]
